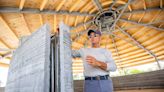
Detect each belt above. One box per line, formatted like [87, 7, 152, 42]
[85, 75, 109, 80]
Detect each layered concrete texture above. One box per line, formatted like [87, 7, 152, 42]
[59, 22, 74, 92]
[5, 24, 51, 92]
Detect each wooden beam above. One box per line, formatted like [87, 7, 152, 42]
[123, 7, 163, 14]
[102, 0, 126, 6]
[0, 62, 9, 67]
[19, 0, 26, 10]
[65, 15, 68, 25]
[149, 10, 161, 23]
[120, 56, 164, 68]
[118, 51, 164, 65]
[79, 1, 92, 13]
[20, 14, 31, 33]
[0, 16, 19, 39]
[114, 38, 164, 57]
[114, 44, 164, 61]
[143, 0, 146, 10]
[54, 15, 57, 33]
[159, 23, 163, 28]
[40, 0, 48, 11]
[138, 12, 145, 23]
[119, 19, 164, 31]
[56, 0, 66, 11]
[0, 39, 11, 49]
[71, 20, 93, 30]
[39, 14, 43, 26]
[117, 26, 161, 69]
[160, 0, 163, 8]
[69, 0, 81, 12]
[74, 16, 79, 26]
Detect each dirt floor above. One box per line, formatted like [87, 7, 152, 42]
[115, 89, 164, 92]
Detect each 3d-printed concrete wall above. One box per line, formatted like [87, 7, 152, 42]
[5, 24, 51, 92]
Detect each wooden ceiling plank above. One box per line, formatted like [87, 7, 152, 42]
[138, 12, 145, 23]
[20, 14, 31, 33]
[149, 10, 161, 23]
[0, 39, 11, 49]
[64, 15, 68, 25]
[0, 16, 19, 39]
[40, 0, 48, 11]
[120, 56, 164, 68]
[117, 49, 164, 62]
[56, 0, 66, 11]
[117, 26, 153, 56]
[39, 14, 43, 26]
[119, 19, 164, 31]
[54, 14, 57, 33]
[74, 16, 79, 27]
[160, 0, 163, 8]
[69, 0, 81, 12]
[79, 1, 92, 13]
[115, 40, 164, 58]
[159, 23, 163, 28]
[143, 0, 146, 10]
[19, 0, 26, 10]
[116, 26, 161, 69]
[123, 7, 163, 14]
[118, 51, 164, 65]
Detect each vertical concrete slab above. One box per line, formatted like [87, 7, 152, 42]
[5, 24, 51, 92]
[59, 22, 74, 92]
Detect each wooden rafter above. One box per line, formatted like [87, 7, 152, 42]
[74, 16, 79, 26]
[0, 16, 19, 39]
[116, 26, 161, 69]
[39, 14, 43, 26]
[65, 15, 68, 25]
[143, 0, 146, 10]
[69, 0, 81, 12]
[19, 0, 26, 10]
[0, 39, 11, 49]
[160, 0, 163, 8]
[138, 12, 145, 23]
[56, 0, 66, 11]
[40, 0, 48, 11]
[20, 14, 31, 33]
[54, 15, 57, 33]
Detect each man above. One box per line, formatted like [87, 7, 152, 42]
[72, 29, 117, 92]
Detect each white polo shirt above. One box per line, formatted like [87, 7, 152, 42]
[72, 48, 117, 77]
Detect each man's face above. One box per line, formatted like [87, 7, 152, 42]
[89, 32, 101, 44]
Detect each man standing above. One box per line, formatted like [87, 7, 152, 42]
[72, 29, 117, 92]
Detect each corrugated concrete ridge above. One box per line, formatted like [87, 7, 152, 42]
[5, 24, 51, 92]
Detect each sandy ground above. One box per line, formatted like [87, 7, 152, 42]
[115, 89, 164, 92]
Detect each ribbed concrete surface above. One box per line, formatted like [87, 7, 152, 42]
[5, 24, 51, 92]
